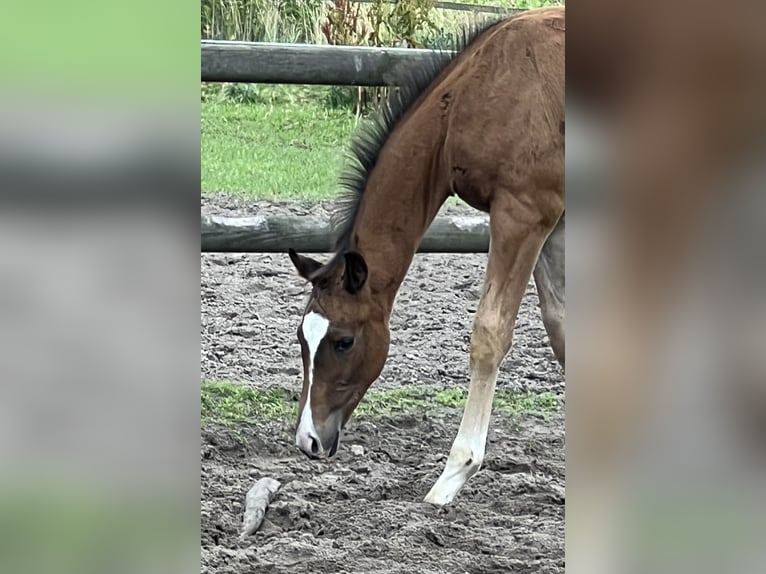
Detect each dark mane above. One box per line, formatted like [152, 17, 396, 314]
[329, 18, 505, 260]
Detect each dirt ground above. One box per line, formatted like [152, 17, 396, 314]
[201, 195, 565, 573]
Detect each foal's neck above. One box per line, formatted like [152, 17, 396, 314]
[350, 107, 451, 311]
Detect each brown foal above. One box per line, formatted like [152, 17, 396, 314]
[287, 7, 565, 505]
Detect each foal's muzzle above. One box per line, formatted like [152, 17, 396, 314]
[296, 427, 341, 460]
[295, 404, 343, 464]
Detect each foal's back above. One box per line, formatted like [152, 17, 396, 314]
[434, 7, 565, 213]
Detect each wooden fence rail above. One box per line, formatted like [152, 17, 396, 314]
[202, 41, 451, 85]
[202, 214, 490, 253]
[201, 5, 533, 85]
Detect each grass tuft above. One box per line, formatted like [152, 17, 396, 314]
[201, 381, 294, 425]
[201, 380, 561, 427]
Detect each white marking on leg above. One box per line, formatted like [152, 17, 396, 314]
[295, 311, 329, 450]
[424, 367, 499, 505]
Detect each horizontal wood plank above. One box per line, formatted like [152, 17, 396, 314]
[201, 214, 489, 253]
[201, 41, 453, 85]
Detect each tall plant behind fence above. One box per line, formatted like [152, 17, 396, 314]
[201, 1, 564, 109]
[201, 1, 565, 44]
[321, 0, 439, 115]
[201, 0, 325, 43]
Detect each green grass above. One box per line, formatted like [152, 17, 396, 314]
[201, 380, 561, 426]
[201, 85, 357, 199]
[201, 381, 294, 424]
[201, 85, 468, 206]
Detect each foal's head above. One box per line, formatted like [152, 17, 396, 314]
[288, 248, 390, 459]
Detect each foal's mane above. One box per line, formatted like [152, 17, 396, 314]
[329, 18, 504, 260]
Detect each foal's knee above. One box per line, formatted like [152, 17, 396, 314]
[469, 321, 507, 372]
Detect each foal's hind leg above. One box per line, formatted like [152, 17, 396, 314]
[424, 195, 562, 505]
[533, 214, 565, 367]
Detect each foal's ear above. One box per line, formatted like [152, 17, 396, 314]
[288, 249, 323, 281]
[343, 251, 368, 294]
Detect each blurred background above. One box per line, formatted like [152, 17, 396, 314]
[567, 2, 766, 573]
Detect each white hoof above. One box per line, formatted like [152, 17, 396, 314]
[424, 481, 458, 506]
[423, 450, 482, 506]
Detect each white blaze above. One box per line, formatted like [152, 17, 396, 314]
[296, 311, 329, 446]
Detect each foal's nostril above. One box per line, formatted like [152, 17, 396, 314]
[310, 436, 319, 455]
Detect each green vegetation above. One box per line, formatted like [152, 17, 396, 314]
[201, 0, 564, 45]
[201, 380, 562, 426]
[201, 86, 357, 198]
[202, 0, 326, 43]
[201, 381, 294, 423]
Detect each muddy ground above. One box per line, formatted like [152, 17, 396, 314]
[201, 195, 565, 573]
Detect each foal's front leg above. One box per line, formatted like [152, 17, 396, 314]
[424, 202, 559, 505]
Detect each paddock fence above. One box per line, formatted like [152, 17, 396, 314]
[201, 215, 489, 253]
[202, 41, 453, 85]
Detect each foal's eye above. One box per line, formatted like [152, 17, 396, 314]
[333, 336, 355, 354]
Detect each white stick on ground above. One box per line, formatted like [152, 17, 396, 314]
[240, 477, 281, 538]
